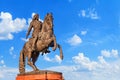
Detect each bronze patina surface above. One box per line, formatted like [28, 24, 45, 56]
[19, 13, 63, 74]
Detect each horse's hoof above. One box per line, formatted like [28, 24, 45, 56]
[60, 55, 63, 60]
[34, 69, 40, 72]
[35, 68, 39, 71]
[52, 47, 56, 51]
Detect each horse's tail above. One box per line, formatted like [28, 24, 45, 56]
[57, 44, 63, 60]
[19, 49, 25, 74]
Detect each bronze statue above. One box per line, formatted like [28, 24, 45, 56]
[26, 14, 42, 51]
[19, 13, 63, 74]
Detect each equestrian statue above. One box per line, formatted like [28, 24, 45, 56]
[19, 13, 63, 74]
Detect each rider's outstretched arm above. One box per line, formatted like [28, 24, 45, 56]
[26, 22, 33, 39]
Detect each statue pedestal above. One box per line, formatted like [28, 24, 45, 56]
[16, 70, 64, 80]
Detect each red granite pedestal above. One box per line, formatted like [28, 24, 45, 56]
[16, 70, 64, 80]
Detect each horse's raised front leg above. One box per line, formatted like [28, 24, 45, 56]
[57, 44, 64, 60]
[52, 35, 57, 51]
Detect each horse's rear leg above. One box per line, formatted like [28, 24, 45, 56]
[32, 52, 40, 71]
[27, 51, 37, 71]
[19, 50, 25, 74]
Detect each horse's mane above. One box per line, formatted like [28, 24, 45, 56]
[42, 13, 53, 32]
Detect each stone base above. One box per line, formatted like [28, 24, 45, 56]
[16, 70, 64, 80]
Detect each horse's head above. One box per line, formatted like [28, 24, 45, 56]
[44, 13, 53, 28]
[46, 13, 53, 21]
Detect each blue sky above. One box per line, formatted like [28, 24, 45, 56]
[0, 0, 120, 80]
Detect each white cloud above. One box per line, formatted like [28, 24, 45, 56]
[111, 49, 119, 58]
[101, 50, 111, 58]
[9, 46, 16, 59]
[9, 46, 14, 55]
[0, 12, 27, 40]
[81, 30, 87, 35]
[46, 65, 76, 73]
[72, 53, 98, 71]
[47, 49, 120, 80]
[21, 37, 29, 42]
[98, 56, 107, 65]
[101, 49, 119, 58]
[0, 12, 44, 40]
[78, 8, 100, 20]
[0, 67, 18, 80]
[55, 55, 62, 63]
[32, 12, 36, 18]
[43, 54, 62, 63]
[67, 34, 82, 46]
[81, 10, 86, 17]
[44, 54, 52, 62]
[0, 60, 4, 64]
[50, 62, 117, 80]
[0, 59, 6, 67]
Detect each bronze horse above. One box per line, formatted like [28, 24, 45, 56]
[19, 13, 63, 74]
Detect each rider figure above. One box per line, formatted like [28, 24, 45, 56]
[26, 14, 50, 53]
[26, 14, 42, 51]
